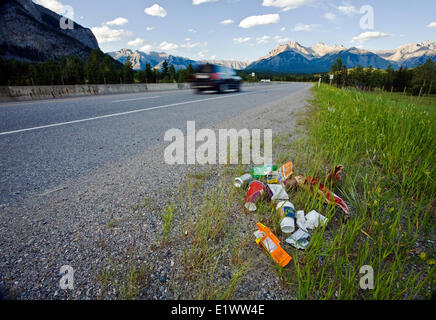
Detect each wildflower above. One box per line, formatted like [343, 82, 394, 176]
[388, 207, 395, 213]
[373, 200, 379, 207]
[419, 252, 426, 260]
[376, 187, 382, 194]
[429, 259, 435, 265]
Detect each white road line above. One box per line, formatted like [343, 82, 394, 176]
[0, 92, 252, 136]
[112, 96, 161, 103]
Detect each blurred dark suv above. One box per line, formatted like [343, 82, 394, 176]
[191, 64, 242, 93]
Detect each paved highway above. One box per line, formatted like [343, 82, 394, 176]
[0, 83, 308, 204]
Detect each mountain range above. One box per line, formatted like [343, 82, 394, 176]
[107, 49, 250, 71]
[0, 1, 434, 74]
[110, 40, 436, 74]
[0, 0, 99, 62]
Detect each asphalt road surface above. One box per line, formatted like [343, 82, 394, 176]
[0, 83, 308, 205]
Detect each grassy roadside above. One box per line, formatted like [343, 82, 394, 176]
[170, 84, 435, 300]
[276, 85, 435, 299]
[98, 84, 435, 299]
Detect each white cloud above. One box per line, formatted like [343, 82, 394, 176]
[239, 14, 280, 29]
[262, 0, 314, 11]
[427, 22, 436, 28]
[34, 0, 68, 15]
[188, 28, 197, 33]
[128, 38, 146, 47]
[292, 23, 318, 32]
[274, 35, 290, 43]
[220, 19, 234, 25]
[337, 4, 358, 16]
[146, 27, 155, 31]
[181, 40, 201, 48]
[323, 12, 337, 22]
[256, 35, 270, 44]
[159, 41, 179, 51]
[140, 44, 154, 52]
[280, 27, 286, 31]
[145, 4, 167, 17]
[91, 25, 132, 44]
[210, 55, 217, 59]
[233, 37, 251, 44]
[105, 17, 128, 26]
[351, 31, 391, 44]
[193, 0, 218, 5]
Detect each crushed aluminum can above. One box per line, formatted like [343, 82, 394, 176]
[234, 174, 253, 189]
[245, 181, 265, 212]
[286, 229, 311, 250]
[267, 171, 280, 184]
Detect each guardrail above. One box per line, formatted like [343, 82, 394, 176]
[0, 82, 284, 102]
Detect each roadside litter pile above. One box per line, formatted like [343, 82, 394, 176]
[234, 162, 350, 268]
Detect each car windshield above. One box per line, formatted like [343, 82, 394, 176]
[199, 65, 215, 73]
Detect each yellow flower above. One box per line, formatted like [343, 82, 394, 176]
[429, 259, 435, 265]
[373, 200, 379, 207]
[419, 252, 426, 260]
[376, 187, 382, 194]
[389, 207, 395, 213]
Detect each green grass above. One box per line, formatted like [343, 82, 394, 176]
[97, 252, 153, 300]
[162, 201, 176, 239]
[176, 175, 254, 300]
[272, 85, 435, 299]
[373, 90, 436, 108]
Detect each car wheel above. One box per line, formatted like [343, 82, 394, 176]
[218, 83, 227, 94]
[236, 83, 241, 92]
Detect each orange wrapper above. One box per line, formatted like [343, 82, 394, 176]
[255, 223, 292, 267]
[279, 162, 294, 181]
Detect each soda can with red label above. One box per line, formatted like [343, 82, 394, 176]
[245, 181, 265, 212]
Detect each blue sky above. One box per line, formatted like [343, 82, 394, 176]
[34, 0, 436, 61]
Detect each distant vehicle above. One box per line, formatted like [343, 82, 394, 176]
[260, 79, 271, 83]
[191, 64, 242, 93]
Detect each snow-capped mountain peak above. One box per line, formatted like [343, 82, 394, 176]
[375, 40, 436, 62]
[312, 42, 346, 56]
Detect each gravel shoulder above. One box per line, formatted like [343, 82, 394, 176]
[0, 83, 313, 300]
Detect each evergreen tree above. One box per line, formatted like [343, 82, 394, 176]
[122, 57, 134, 84]
[161, 60, 169, 80]
[412, 58, 436, 94]
[86, 49, 105, 84]
[145, 63, 153, 83]
[102, 55, 117, 84]
[169, 64, 176, 82]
